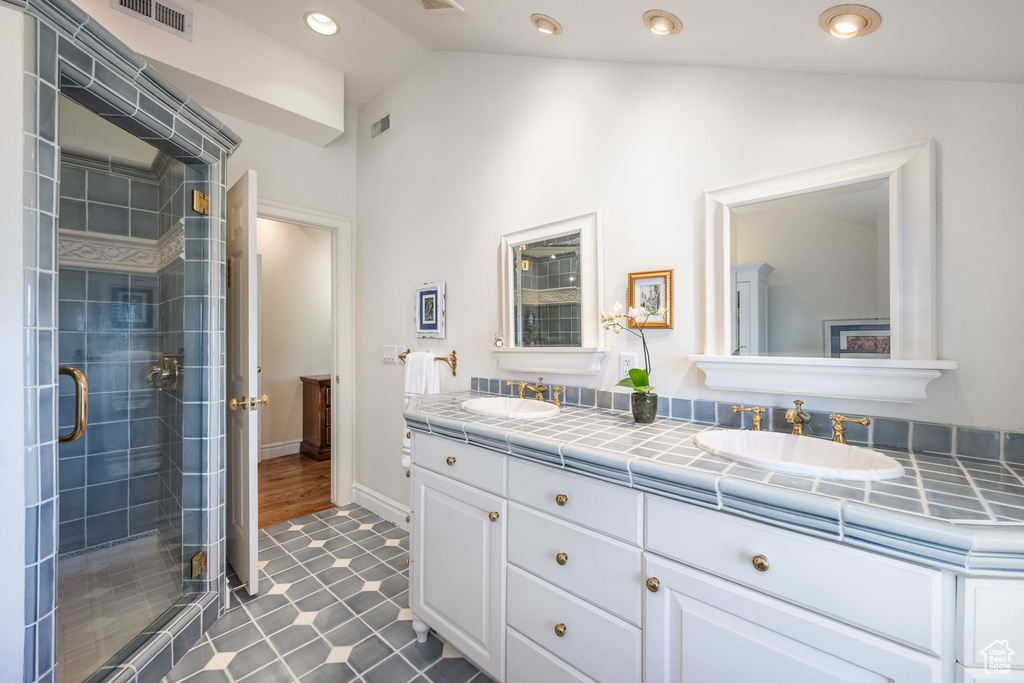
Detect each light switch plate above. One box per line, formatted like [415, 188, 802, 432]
[382, 345, 397, 363]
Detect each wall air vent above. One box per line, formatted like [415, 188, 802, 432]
[407, 0, 464, 14]
[370, 114, 391, 139]
[111, 0, 193, 41]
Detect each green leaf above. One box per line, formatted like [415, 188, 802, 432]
[628, 367, 649, 386]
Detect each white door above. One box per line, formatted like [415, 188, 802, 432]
[412, 466, 505, 680]
[644, 554, 941, 683]
[226, 170, 260, 596]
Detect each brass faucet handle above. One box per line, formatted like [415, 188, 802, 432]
[506, 380, 527, 399]
[732, 405, 766, 430]
[529, 377, 548, 400]
[552, 385, 568, 407]
[829, 414, 870, 444]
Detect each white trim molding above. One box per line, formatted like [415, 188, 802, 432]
[259, 439, 302, 461]
[692, 355, 958, 404]
[493, 347, 607, 375]
[352, 482, 411, 531]
[692, 139, 957, 402]
[58, 224, 184, 273]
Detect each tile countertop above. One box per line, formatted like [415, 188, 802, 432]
[405, 392, 1024, 575]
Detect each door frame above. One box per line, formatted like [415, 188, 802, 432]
[255, 199, 355, 507]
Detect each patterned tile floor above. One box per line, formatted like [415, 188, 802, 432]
[164, 504, 488, 683]
[59, 533, 182, 683]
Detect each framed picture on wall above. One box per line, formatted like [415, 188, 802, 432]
[415, 281, 446, 339]
[627, 270, 673, 329]
[824, 319, 891, 358]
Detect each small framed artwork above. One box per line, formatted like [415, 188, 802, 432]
[415, 281, 446, 339]
[627, 270, 673, 329]
[825, 319, 891, 358]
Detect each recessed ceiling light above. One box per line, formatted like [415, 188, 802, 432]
[304, 11, 339, 36]
[531, 13, 562, 35]
[818, 5, 881, 38]
[643, 9, 682, 35]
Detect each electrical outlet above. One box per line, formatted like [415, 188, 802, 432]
[620, 352, 638, 378]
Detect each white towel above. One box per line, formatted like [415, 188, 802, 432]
[403, 351, 441, 468]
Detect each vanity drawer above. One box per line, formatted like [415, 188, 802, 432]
[508, 458, 642, 545]
[414, 434, 505, 496]
[506, 628, 597, 683]
[508, 503, 642, 625]
[507, 566, 641, 683]
[958, 577, 1024, 669]
[646, 494, 947, 654]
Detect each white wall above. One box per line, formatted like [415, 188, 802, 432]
[355, 51, 1024, 506]
[0, 6, 26, 673]
[258, 219, 333, 450]
[216, 107, 358, 221]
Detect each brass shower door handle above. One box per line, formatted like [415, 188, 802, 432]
[59, 366, 89, 444]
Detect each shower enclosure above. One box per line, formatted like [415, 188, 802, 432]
[55, 97, 190, 683]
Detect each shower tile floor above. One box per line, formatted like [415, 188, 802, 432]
[58, 534, 182, 683]
[165, 504, 488, 683]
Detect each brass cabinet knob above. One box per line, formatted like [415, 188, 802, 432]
[752, 554, 770, 572]
[446, 456, 457, 466]
[556, 552, 568, 566]
[555, 493, 568, 506]
[405, 515, 410, 523]
[406, 432, 411, 439]
[229, 396, 246, 411]
[405, 470, 410, 478]
[554, 623, 566, 637]
[489, 511, 500, 522]
[646, 577, 660, 593]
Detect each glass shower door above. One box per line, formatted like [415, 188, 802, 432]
[56, 96, 189, 683]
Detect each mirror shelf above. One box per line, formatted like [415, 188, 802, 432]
[493, 347, 607, 375]
[691, 139, 957, 403]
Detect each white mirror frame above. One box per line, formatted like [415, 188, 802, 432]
[690, 139, 957, 403]
[495, 211, 607, 375]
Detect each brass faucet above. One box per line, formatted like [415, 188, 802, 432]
[829, 414, 870, 444]
[732, 405, 765, 431]
[525, 377, 548, 401]
[785, 400, 811, 435]
[506, 380, 527, 399]
[552, 385, 567, 407]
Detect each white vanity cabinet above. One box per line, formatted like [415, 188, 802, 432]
[410, 437, 507, 681]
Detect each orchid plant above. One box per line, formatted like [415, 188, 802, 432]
[601, 303, 665, 395]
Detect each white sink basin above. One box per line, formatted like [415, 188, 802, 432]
[461, 396, 560, 420]
[693, 430, 905, 481]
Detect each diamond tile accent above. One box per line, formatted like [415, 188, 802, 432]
[165, 505, 483, 683]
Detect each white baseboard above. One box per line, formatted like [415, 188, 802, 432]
[352, 482, 411, 531]
[260, 439, 302, 461]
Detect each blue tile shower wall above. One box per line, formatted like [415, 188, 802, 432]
[20, 0, 240, 680]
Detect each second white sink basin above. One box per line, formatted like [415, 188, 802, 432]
[461, 396, 560, 420]
[693, 429, 904, 481]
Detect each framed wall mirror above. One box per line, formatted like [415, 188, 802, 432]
[691, 140, 957, 402]
[496, 211, 607, 374]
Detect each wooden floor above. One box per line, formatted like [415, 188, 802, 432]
[257, 453, 333, 528]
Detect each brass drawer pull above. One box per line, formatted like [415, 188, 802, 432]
[555, 493, 568, 506]
[646, 577, 660, 592]
[752, 554, 770, 572]
[556, 552, 568, 566]
[446, 456, 457, 466]
[554, 623, 566, 637]
[489, 511, 500, 522]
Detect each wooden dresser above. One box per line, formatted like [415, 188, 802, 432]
[299, 375, 331, 461]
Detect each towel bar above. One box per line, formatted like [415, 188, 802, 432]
[398, 348, 457, 377]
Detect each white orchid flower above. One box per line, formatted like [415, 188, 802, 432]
[612, 302, 624, 316]
[627, 306, 640, 319]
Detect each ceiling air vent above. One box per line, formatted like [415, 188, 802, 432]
[111, 0, 193, 41]
[407, 0, 464, 14]
[370, 114, 391, 139]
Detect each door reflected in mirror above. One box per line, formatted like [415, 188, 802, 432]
[512, 232, 581, 347]
[730, 178, 890, 358]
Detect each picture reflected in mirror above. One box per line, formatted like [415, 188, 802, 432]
[730, 178, 890, 358]
[512, 232, 581, 347]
